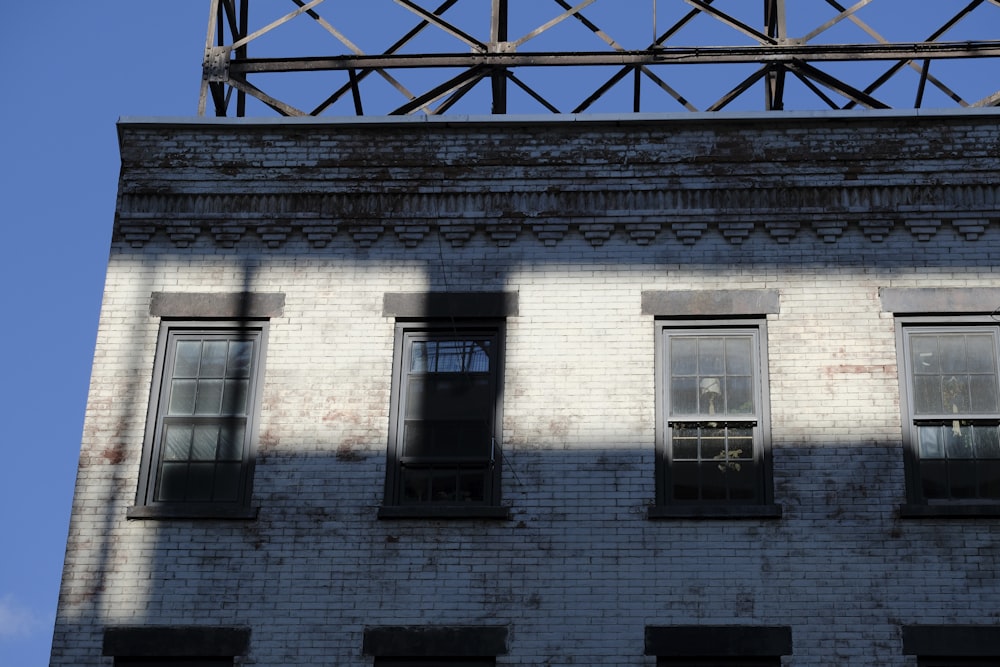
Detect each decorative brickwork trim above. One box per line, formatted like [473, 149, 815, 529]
[114, 184, 1000, 249]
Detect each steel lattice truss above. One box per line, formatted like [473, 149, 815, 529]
[199, 0, 1000, 116]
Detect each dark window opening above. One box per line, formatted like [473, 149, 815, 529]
[384, 323, 503, 512]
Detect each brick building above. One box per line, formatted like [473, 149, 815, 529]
[52, 109, 1000, 666]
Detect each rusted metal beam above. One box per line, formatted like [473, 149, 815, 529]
[225, 42, 1000, 74]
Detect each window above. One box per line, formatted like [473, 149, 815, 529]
[653, 323, 776, 514]
[382, 322, 504, 516]
[645, 625, 791, 665]
[131, 322, 267, 519]
[898, 323, 1000, 504]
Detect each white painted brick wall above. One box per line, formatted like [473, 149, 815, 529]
[52, 114, 1000, 667]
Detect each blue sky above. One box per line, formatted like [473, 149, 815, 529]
[0, 2, 997, 666]
[0, 4, 206, 665]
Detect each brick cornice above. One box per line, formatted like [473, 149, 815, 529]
[116, 183, 998, 249]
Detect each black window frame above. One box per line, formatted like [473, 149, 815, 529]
[380, 320, 507, 519]
[896, 317, 1000, 514]
[129, 320, 267, 520]
[651, 320, 779, 518]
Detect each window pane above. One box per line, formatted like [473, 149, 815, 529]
[979, 461, 1000, 498]
[950, 461, 977, 498]
[725, 376, 754, 415]
[668, 425, 757, 502]
[168, 379, 198, 415]
[174, 341, 202, 377]
[920, 460, 948, 499]
[163, 425, 193, 460]
[217, 424, 245, 461]
[911, 335, 940, 373]
[200, 341, 229, 377]
[227, 340, 254, 377]
[975, 426, 1000, 458]
[214, 463, 242, 502]
[672, 427, 699, 460]
[701, 427, 727, 461]
[194, 380, 225, 415]
[728, 462, 759, 500]
[969, 374, 999, 413]
[672, 462, 699, 500]
[938, 335, 969, 373]
[401, 467, 431, 502]
[725, 336, 752, 375]
[701, 464, 727, 500]
[670, 337, 698, 375]
[429, 469, 458, 501]
[943, 376, 970, 413]
[913, 375, 943, 415]
[157, 462, 188, 501]
[698, 337, 726, 375]
[917, 425, 945, 458]
[402, 420, 490, 459]
[186, 463, 216, 501]
[670, 376, 698, 415]
[945, 426, 975, 459]
[411, 339, 490, 373]
[456, 469, 487, 502]
[191, 425, 219, 460]
[222, 379, 250, 415]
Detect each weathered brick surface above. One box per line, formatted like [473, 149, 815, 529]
[53, 112, 1000, 666]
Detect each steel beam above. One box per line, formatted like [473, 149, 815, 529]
[201, 0, 1000, 116]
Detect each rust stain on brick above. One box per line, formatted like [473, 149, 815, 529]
[100, 442, 127, 465]
[335, 444, 364, 462]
